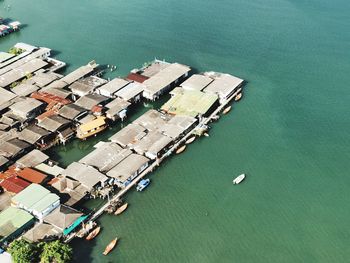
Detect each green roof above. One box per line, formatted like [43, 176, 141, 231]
[12, 184, 59, 213]
[0, 207, 34, 238]
[161, 89, 218, 117]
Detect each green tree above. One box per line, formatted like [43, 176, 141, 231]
[8, 239, 38, 263]
[39, 240, 73, 263]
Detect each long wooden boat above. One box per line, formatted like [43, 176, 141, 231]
[103, 238, 118, 255]
[185, 136, 196, 144]
[176, 145, 186, 154]
[235, 93, 242, 101]
[86, 226, 101, 241]
[223, 105, 231, 114]
[115, 203, 128, 215]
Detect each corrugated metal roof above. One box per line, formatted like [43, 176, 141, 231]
[126, 73, 149, 83]
[17, 167, 47, 184]
[31, 193, 59, 213]
[12, 183, 50, 208]
[35, 163, 64, 177]
[0, 176, 30, 194]
[161, 89, 218, 117]
[0, 207, 34, 237]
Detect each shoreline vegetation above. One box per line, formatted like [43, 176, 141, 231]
[8, 239, 72, 263]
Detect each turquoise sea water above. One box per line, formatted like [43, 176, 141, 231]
[1, 0, 350, 262]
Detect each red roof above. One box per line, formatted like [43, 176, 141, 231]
[17, 167, 47, 184]
[126, 73, 149, 83]
[31, 92, 71, 105]
[91, 105, 103, 113]
[0, 176, 30, 194]
[36, 109, 58, 122]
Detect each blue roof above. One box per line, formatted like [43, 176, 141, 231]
[63, 215, 88, 236]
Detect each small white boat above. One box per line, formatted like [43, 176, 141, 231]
[233, 174, 245, 185]
[185, 136, 195, 144]
[235, 93, 242, 101]
[176, 145, 186, 154]
[223, 106, 231, 114]
[203, 132, 209, 137]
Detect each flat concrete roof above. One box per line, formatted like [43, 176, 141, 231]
[10, 97, 43, 115]
[75, 94, 109, 110]
[203, 73, 244, 99]
[132, 131, 173, 156]
[105, 97, 131, 117]
[115, 82, 144, 101]
[58, 104, 87, 120]
[106, 154, 149, 181]
[0, 47, 50, 75]
[160, 115, 197, 138]
[11, 83, 40, 97]
[59, 62, 98, 85]
[79, 142, 132, 173]
[27, 71, 62, 88]
[96, 77, 130, 96]
[61, 162, 108, 190]
[143, 63, 191, 98]
[0, 138, 31, 158]
[37, 115, 71, 132]
[17, 125, 50, 144]
[133, 109, 171, 131]
[0, 59, 48, 88]
[41, 87, 72, 99]
[0, 87, 17, 109]
[16, 149, 49, 168]
[180, 74, 213, 91]
[109, 123, 147, 148]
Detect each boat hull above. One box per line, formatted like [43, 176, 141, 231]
[233, 174, 245, 185]
[115, 203, 128, 215]
[86, 226, 101, 241]
[103, 238, 118, 255]
[176, 145, 186, 154]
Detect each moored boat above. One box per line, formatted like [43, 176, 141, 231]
[235, 93, 242, 101]
[223, 105, 232, 114]
[233, 174, 245, 185]
[176, 145, 186, 154]
[103, 238, 118, 255]
[115, 203, 128, 215]
[136, 179, 150, 191]
[185, 136, 196, 144]
[204, 132, 209, 137]
[86, 226, 101, 241]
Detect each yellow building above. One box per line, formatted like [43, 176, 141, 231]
[76, 116, 107, 140]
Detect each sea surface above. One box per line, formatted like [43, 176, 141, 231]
[1, 0, 350, 262]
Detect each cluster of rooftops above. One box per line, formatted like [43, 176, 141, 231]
[0, 17, 21, 38]
[0, 42, 244, 248]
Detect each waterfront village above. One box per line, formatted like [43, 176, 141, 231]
[0, 42, 244, 257]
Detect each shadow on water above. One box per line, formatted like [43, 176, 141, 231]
[71, 238, 95, 263]
[50, 49, 61, 57]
